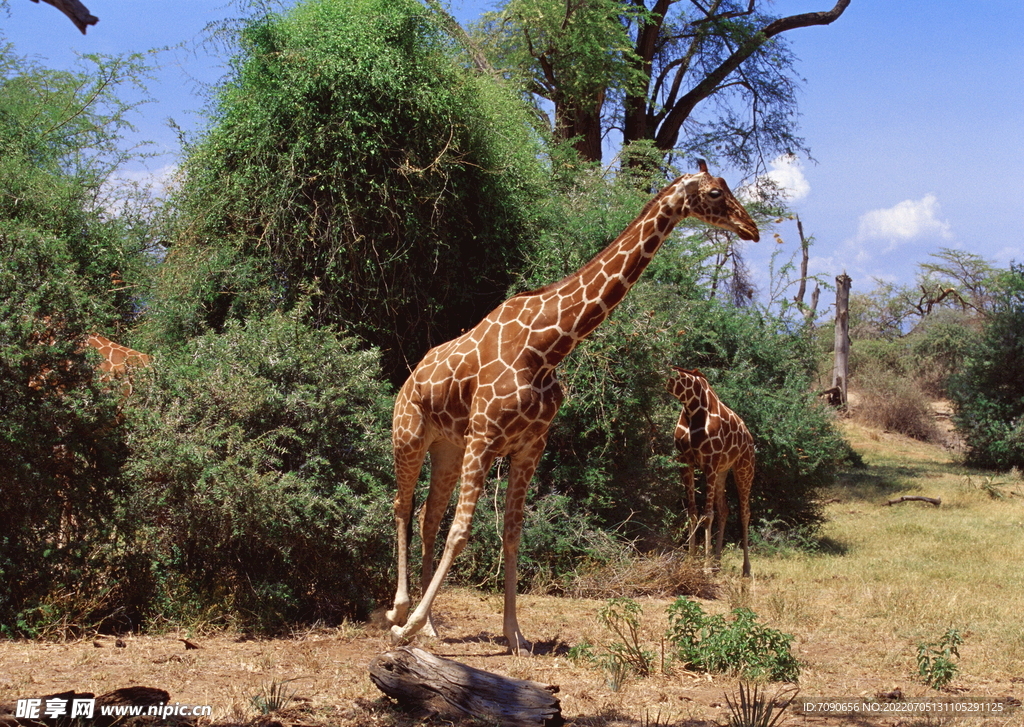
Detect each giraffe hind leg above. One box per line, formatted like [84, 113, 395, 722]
[386, 404, 429, 628]
[416, 439, 463, 637]
[392, 439, 497, 646]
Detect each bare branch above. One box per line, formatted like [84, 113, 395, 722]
[30, 0, 97, 34]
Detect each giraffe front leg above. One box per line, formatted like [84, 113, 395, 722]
[500, 440, 547, 655]
[702, 471, 720, 575]
[714, 476, 729, 566]
[683, 463, 698, 557]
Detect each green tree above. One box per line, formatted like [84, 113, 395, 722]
[949, 263, 1024, 470]
[473, 0, 851, 165]
[151, 0, 551, 383]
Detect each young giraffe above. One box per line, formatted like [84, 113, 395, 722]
[667, 366, 755, 577]
[387, 162, 759, 653]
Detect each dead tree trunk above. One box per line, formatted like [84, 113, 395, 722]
[832, 273, 852, 408]
[794, 216, 820, 325]
[369, 647, 563, 727]
[30, 0, 98, 34]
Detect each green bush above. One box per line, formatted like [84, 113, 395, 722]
[949, 264, 1024, 470]
[122, 308, 395, 629]
[0, 223, 133, 635]
[0, 44, 154, 634]
[666, 597, 800, 681]
[153, 0, 550, 383]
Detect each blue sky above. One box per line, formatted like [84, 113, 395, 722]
[3, 0, 1022, 299]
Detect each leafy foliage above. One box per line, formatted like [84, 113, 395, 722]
[123, 308, 395, 629]
[0, 44, 154, 634]
[666, 597, 800, 681]
[153, 0, 550, 383]
[949, 264, 1024, 470]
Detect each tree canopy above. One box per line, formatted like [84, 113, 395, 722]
[473, 0, 851, 165]
[149, 0, 552, 383]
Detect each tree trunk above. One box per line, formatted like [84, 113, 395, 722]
[832, 273, 851, 408]
[369, 647, 563, 727]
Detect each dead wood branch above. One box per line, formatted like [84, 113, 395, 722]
[885, 495, 941, 507]
[30, 0, 98, 34]
[369, 647, 562, 727]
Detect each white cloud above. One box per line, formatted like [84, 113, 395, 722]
[738, 155, 810, 203]
[856, 194, 952, 243]
[763, 155, 810, 201]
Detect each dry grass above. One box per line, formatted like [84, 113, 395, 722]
[2, 419, 1024, 726]
[565, 549, 717, 600]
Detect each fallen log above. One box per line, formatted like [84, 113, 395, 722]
[885, 495, 941, 507]
[369, 647, 562, 727]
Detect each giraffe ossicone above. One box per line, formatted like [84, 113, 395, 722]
[667, 366, 755, 577]
[387, 165, 758, 654]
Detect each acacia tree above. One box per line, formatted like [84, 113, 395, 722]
[474, 0, 851, 166]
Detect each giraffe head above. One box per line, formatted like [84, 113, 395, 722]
[667, 366, 709, 406]
[666, 160, 759, 242]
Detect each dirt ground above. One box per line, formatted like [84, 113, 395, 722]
[1, 587, 1021, 727]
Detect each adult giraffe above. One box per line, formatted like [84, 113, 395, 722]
[387, 162, 759, 653]
[667, 366, 755, 577]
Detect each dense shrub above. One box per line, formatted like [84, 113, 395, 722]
[0, 46, 154, 635]
[122, 308, 395, 629]
[152, 0, 550, 383]
[949, 264, 1024, 470]
[0, 223, 134, 635]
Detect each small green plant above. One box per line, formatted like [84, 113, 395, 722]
[962, 474, 1010, 500]
[567, 640, 596, 665]
[666, 597, 800, 682]
[250, 678, 298, 715]
[599, 651, 632, 692]
[598, 598, 656, 678]
[725, 681, 799, 727]
[916, 627, 964, 689]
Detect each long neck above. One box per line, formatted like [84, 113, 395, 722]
[525, 178, 690, 356]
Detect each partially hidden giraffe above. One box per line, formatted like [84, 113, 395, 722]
[386, 162, 759, 653]
[28, 330, 151, 397]
[666, 366, 755, 577]
[86, 333, 152, 396]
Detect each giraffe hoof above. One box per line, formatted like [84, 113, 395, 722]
[389, 624, 413, 645]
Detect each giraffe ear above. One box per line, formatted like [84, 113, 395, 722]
[682, 175, 701, 194]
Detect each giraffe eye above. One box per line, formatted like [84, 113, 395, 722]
[708, 189, 723, 200]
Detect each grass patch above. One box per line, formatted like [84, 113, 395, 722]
[739, 420, 1024, 692]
